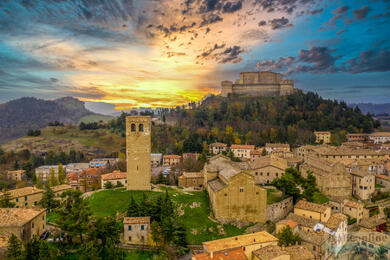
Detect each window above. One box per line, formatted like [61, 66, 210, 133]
[141, 225, 144, 230]
[42, 216, 45, 220]
[313, 246, 316, 251]
[224, 193, 227, 196]
[16, 198, 18, 202]
[128, 236, 132, 241]
[131, 123, 136, 132]
[32, 223, 34, 228]
[276, 173, 278, 177]
[255, 172, 258, 176]
[239, 187, 244, 193]
[139, 124, 144, 132]
[25, 202, 28, 206]
[34, 201, 37, 206]
[25, 196, 28, 201]
[128, 225, 132, 231]
[267, 172, 269, 176]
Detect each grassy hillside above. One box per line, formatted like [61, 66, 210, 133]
[86, 187, 249, 245]
[1, 125, 125, 155]
[79, 114, 114, 124]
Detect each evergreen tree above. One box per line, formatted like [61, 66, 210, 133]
[13, 160, 19, 170]
[7, 234, 23, 260]
[38, 240, 51, 260]
[138, 193, 151, 216]
[40, 185, 59, 212]
[58, 164, 65, 184]
[24, 236, 40, 260]
[0, 189, 15, 208]
[302, 171, 318, 202]
[104, 181, 114, 189]
[126, 195, 140, 217]
[276, 226, 301, 246]
[49, 168, 58, 187]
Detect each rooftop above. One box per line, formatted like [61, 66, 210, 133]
[369, 132, 390, 137]
[203, 231, 278, 253]
[210, 142, 227, 147]
[193, 248, 246, 260]
[6, 170, 25, 174]
[181, 172, 203, 178]
[294, 228, 330, 245]
[208, 178, 227, 192]
[1, 186, 44, 198]
[359, 216, 387, 229]
[0, 208, 46, 227]
[295, 200, 330, 214]
[230, 144, 255, 150]
[101, 171, 127, 181]
[265, 143, 290, 148]
[163, 154, 181, 159]
[326, 213, 347, 230]
[51, 184, 72, 193]
[277, 219, 298, 230]
[376, 174, 390, 181]
[253, 245, 314, 260]
[344, 200, 363, 209]
[251, 154, 288, 170]
[314, 131, 331, 134]
[123, 216, 150, 224]
[285, 213, 320, 229]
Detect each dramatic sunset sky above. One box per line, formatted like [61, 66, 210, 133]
[0, 0, 389, 108]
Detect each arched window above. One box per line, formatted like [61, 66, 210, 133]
[139, 124, 144, 132]
[131, 123, 136, 132]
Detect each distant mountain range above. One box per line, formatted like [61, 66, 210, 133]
[350, 103, 390, 115]
[0, 97, 93, 144]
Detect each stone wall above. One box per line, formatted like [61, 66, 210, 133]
[266, 197, 293, 222]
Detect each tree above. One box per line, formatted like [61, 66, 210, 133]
[49, 168, 58, 187]
[40, 185, 59, 212]
[56, 190, 91, 244]
[302, 171, 318, 202]
[0, 190, 15, 208]
[58, 164, 65, 184]
[272, 172, 301, 203]
[13, 160, 19, 170]
[126, 195, 140, 217]
[24, 236, 41, 260]
[7, 234, 23, 260]
[276, 226, 301, 246]
[104, 181, 114, 189]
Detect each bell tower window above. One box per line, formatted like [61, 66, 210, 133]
[131, 124, 136, 132]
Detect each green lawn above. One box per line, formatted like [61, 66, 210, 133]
[376, 184, 385, 189]
[125, 250, 166, 260]
[47, 211, 60, 223]
[312, 192, 329, 204]
[86, 187, 249, 245]
[267, 189, 283, 204]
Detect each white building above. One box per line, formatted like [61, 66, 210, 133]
[368, 132, 390, 144]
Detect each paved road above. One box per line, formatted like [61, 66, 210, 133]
[151, 166, 171, 179]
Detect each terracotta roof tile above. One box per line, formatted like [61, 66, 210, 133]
[101, 171, 127, 181]
[193, 248, 247, 260]
[51, 184, 72, 193]
[163, 155, 181, 159]
[295, 200, 329, 214]
[0, 187, 43, 198]
[230, 144, 255, 150]
[326, 213, 347, 230]
[0, 208, 46, 226]
[123, 217, 150, 224]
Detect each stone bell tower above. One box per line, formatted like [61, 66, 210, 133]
[126, 116, 151, 190]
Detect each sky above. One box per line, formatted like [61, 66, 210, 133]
[0, 0, 390, 109]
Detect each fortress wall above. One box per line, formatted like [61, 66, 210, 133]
[232, 84, 281, 96]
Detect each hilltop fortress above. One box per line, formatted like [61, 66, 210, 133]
[221, 71, 294, 97]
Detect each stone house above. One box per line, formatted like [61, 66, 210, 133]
[192, 247, 246, 260]
[376, 174, 390, 190]
[314, 131, 331, 144]
[51, 184, 72, 201]
[203, 155, 267, 223]
[209, 142, 228, 155]
[89, 158, 118, 169]
[150, 153, 162, 167]
[101, 171, 127, 188]
[350, 169, 375, 200]
[123, 217, 150, 245]
[250, 149, 264, 162]
[294, 200, 331, 223]
[294, 228, 332, 260]
[200, 231, 278, 260]
[0, 187, 44, 208]
[368, 132, 390, 144]
[343, 200, 364, 223]
[230, 144, 255, 159]
[178, 172, 204, 189]
[275, 219, 298, 234]
[0, 208, 46, 242]
[5, 170, 25, 182]
[78, 168, 104, 192]
[182, 153, 199, 161]
[358, 215, 387, 232]
[250, 154, 288, 184]
[347, 133, 368, 142]
[163, 154, 181, 166]
[252, 245, 314, 260]
[35, 165, 59, 183]
[325, 214, 348, 255]
[65, 163, 89, 174]
[300, 156, 351, 201]
[265, 143, 290, 154]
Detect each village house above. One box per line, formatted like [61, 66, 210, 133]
[347, 159, 386, 175]
[368, 132, 390, 144]
[66, 172, 80, 190]
[275, 219, 298, 234]
[150, 153, 162, 167]
[294, 228, 331, 260]
[375, 174, 390, 190]
[300, 156, 351, 201]
[163, 154, 181, 166]
[123, 217, 150, 245]
[347, 133, 368, 142]
[203, 155, 267, 223]
[358, 215, 387, 232]
[325, 213, 348, 255]
[192, 248, 246, 260]
[0, 208, 46, 242]
[209, 142, 228, 155]
[178, 172, 204, 189]
[51, 184, 72, 200]
[265, 143, 290, 154]
[294, 200, 331, 222]
[101, 170, 127, 188]
[182, 152, 199, 161]
[196, 231, 278, 260]
[250, 148, 264, 162]
[78, 168, 104, 192]
[89, 158, 118, 169]
[230, 144, 255, 159]
[252, 245, 314, 260]
[314, 131, 331, 144]
[5, 170, 25, 182]
[343, 200, 364, 224]
[325, 198, 344, 215]
[350, 169, 375, 200]
[35, 165, 60, 182]
[250, 154, 288, 184]
[1, 187, 44, 208]
[65, 163, 89, 174]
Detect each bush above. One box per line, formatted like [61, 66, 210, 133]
[27, 129, 41, 136]
[371, 191, 390, 202]
[104, 181, 114, 189]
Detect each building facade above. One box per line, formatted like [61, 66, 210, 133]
[126, 116, 151, 190]
[250, 155, 288, 185]
[209, 143, 228, 155]
[2, 187, 44, 208]
[314, 131, 331, 144]
[230, 144, 255, 159]
[163, 155, 181, 166]
[123, 217, 150, 245]
[221, 71, 294, 97]
[101, 171, 127, 188]
[178, 172, 204, 189]
[5, 170, 25, 182]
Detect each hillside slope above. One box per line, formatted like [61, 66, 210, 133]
[0, 97, 93, 144]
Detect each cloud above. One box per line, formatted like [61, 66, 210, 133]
[353, 6, 371, 20]
[268, 17, 292, 30]
[200, 14, 223, 27]
[342, 50, 390, 73]
[333, 6, 349, 14]
[219, 46, 243, 64]
[258, 20, 266, 26]
[222, 1, 243, 13]
[308, 8, 323, 15]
